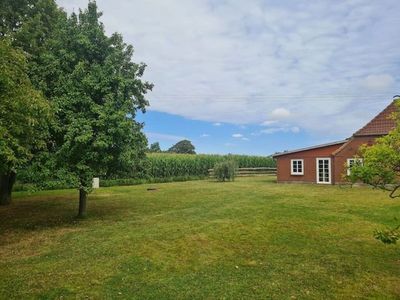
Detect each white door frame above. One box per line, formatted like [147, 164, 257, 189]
[316, 157, 331, 184]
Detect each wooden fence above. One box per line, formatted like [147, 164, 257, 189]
[208, 167, 277, 177]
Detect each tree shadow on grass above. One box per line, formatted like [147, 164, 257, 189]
[0, 193, 130, 234]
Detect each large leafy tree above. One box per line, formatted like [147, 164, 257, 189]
[1, 1, 152, 217]
[0, 0, 65, 204]
[0, 0, 63, 79]
[0, 40, 50, 205]
[168, 140, 196, 154]
[44, 2, 152, 217]
[349, 99, 400, 243]
[0, 0, 36, 37]
[0, 0, 61, 205]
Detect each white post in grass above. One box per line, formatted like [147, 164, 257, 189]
[92, 177, 100, 189]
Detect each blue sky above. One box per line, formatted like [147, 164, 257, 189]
[137, 111, 327, 155]
[58, 0, 400, 155]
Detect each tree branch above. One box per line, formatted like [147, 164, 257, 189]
[389, 184, 400, 198]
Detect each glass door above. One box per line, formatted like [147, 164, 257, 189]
[316, 158, 331, 184]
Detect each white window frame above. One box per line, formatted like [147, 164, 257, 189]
[346, 158, 363, 176]
[290, 159, 304, 175]
[316, 157, 331, 184]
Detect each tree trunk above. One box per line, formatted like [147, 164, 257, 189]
[78, 188, 87, 218]
[0, 172, 16, 206]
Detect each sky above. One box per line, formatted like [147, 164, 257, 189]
[57, 0, 400, 155]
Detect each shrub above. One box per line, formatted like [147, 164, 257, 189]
[214, 160, 237, 182]
[374, 225, 400, 244]
[100, 175, 205, 187]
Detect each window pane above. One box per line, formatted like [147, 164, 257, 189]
[349, 159, 354, 167]
[292, 160, 303, 174]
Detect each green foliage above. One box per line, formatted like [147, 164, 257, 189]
[0, 0, 60, 204]
[16, 152, 275, 189]
[148, 142, 162, 153]
[374, 224, 400, 245]
[213, 160, 237, 182]
[0, 0, 30, 36]
[26, 2, 152, 194]
[0, 0, 64, 92]
[1, 0, 151, 213]
[348, 99, 400, 244]
[349, 143, 399, 192]
[145, 153, 275, 178]
[0, 40, 51, 175]
[168, 140, 196, 154]
[99, 175, 205, 188]
[349, 100, 400, 195]
[13, 175, 206, 191]
[16, 151, 79, 189]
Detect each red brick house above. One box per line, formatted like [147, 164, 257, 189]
[272, 101, 398, 184]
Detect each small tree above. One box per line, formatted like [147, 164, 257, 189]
[168, 140, 196, 154]
[349, 99, 400, 243]
[45, 3, 152, 217]
[214, 160, 237, 182]
[0, 40, 51, 205]
[149, 142, 161, 153]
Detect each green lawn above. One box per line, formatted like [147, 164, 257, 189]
[1, 177, 399, 299]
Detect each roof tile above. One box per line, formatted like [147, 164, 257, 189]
[353, 101, 398, 136]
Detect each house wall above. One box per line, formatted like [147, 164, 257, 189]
[332, 136, 379, 184]
[276, 144, 344, 183]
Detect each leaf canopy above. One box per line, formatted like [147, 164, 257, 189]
[0, 40, 51, 174]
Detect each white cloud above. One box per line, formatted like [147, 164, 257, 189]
[291, 126, 300, 133]
[260, 120, 278, 126]
[261, 126, 301, 135]
[361, 74, 395, 91]
[200, 133, 210, 137]
[213, 122, 222, 126]
[232, 133, 249, 140]
[271, 108, 291, 120]
[57, 0, 400, 137]
[145, 132, 186, 142]
[261, 128, 281, 134]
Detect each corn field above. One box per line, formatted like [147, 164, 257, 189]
[14, 153, 276, 191]
[145, 153, 275, 178]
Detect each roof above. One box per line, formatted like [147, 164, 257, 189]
[353, 100, 398, 136]
[272, 140, 348, 158]
[332, 138, 353, 156]
[272, 99, 398, 158]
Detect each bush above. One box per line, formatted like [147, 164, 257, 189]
[214, 160, 237, 182]
[374, 224, 400, 244]
[100, 175, 205, 187]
